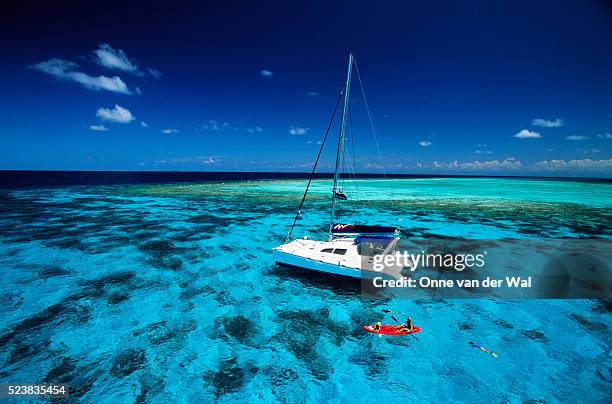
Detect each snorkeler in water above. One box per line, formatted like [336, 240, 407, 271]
[469, 341, 498, 358]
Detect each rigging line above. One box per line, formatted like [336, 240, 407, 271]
[348, 98, 359, 205]
[285, 88, 344, 242]
[345, 137, 377, 214]
[341, 141, 356, 217]
[340, 99, 358, 215]
[294, 204, 326, 236]
[341, 112, 355, 186]
[343, 126, 373, 216]
[354, 57, 400, 216]
[353, 57, 387, 179]
[346, 92, 379, 215]
[343, 135, 373, 218]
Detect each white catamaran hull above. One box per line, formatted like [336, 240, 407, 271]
[273, 249, 365, 278]
[273, 238, 405, 280]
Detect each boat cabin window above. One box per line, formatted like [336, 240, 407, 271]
[321, 248, 334, 253]
[332, 249, 347, 255]
[356, 238, 393, 256]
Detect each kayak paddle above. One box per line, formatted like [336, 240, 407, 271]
[391, 315, 420, 341]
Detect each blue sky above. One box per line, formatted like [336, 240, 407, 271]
[0, 1, 611, 176]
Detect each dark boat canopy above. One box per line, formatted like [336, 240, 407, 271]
[331, 224, 399, 235]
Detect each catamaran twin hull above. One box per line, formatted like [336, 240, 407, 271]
[273, 237, 407, 280]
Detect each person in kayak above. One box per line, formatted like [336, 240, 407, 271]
[374, 322, 381, 331]
[396, 317, 413, 332]
[469, 341, 498, 357]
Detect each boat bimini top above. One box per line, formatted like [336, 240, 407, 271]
[331, 224, 399, 236]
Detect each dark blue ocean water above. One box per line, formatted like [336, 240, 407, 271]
[0, 174, 610, 402]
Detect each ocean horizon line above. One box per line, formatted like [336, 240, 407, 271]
[0, 169, 610, 188]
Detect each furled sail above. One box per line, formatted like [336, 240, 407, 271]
[334, 190, 348, 200]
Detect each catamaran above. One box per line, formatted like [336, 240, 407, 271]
[273, 53, 407, 279]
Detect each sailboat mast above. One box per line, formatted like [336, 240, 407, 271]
[330, 52, 354, 235]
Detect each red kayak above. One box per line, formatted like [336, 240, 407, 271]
[363, 324, 422, 336]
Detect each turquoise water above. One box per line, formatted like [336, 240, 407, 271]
[0, 178, 610, 402]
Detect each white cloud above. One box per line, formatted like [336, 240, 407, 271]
[365, 162, 407, 170]
[566, 135, 590, 141]
[514, 129, 541, 139]
[289, 126, 310, 135]
[431, 157, 522, 170]
[94, 43, 138, 73]
[532, 118, 564, 127]
[140, 121, 149, 128]
[154, 155, 218, 165]
[365, 163, 384, 169]
[161, 128, 179, 134]
[30, 58, 77, 77]
[534, 158, 612, 171]
[96, 105, 135, 124]
[247, 126, 263, 133]
[418, 140, 432, 147]
[475, 144, 494, 154]
[93, 44, 161, 79]
[30, 58, 130, 94]
[148, 68, 162, 79]
[305, 91, 319, 96]
[89, 124, 109, 131]
[199, 120, 235, 132]
[596, 132, 612, 139]
[199, 120, 260, 133]
[461, 158, 522, 170]
[260, 69, 273, 78]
